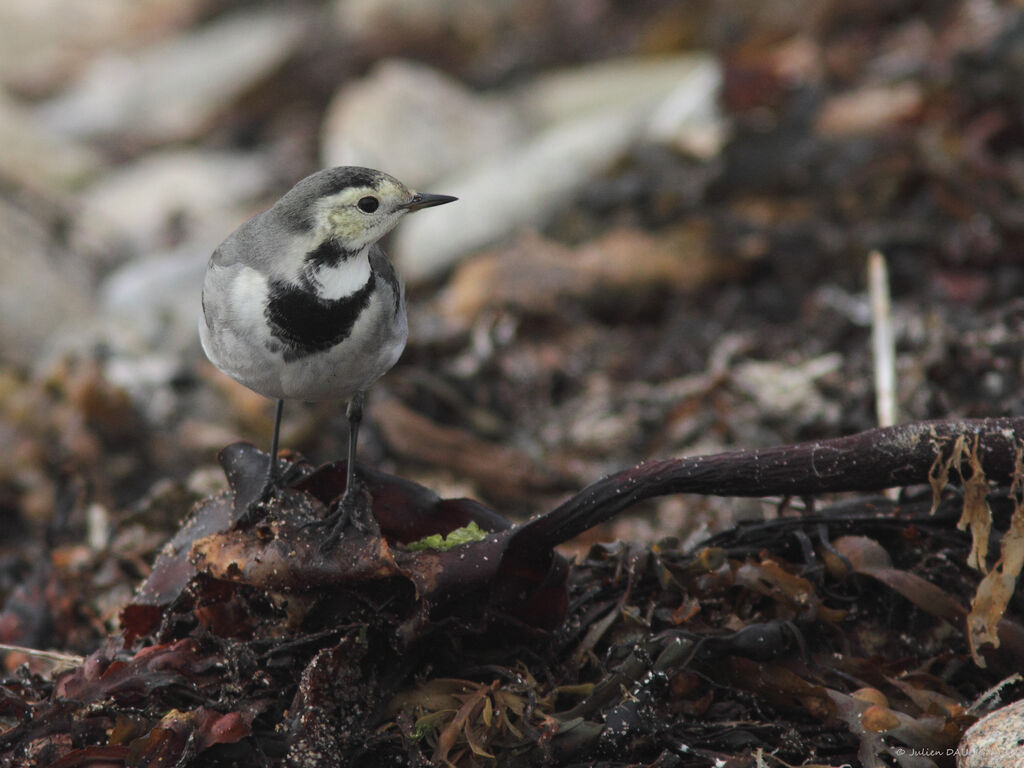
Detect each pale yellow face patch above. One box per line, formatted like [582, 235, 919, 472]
[315, 178, 413, 248]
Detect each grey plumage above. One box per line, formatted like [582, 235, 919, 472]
[200, 242, 406, 401]
[198, 166, 455, 535]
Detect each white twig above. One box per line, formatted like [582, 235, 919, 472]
[868, 250, 897, 430]
[968, 673, 1022, 714]
[868, 251, 898, 500]
[0, 643, 83, 672]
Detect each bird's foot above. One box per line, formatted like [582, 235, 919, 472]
[236, 457, 305, 528]
[301, 481, 376, 550]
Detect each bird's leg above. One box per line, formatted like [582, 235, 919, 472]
[266, 398, 284, 489]
[332, 391, 373, 533]
[343, 391, 363, 505]
[239, 399, 287, 525]
[308, 391, 374, 548]
[264, 399, 306, 489]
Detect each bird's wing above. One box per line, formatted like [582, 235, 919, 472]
[369, 245, 404, 314]
[208, 226, 248, 268]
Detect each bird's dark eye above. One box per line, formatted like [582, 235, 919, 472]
[357, 196, 379, 213]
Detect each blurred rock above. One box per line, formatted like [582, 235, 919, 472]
[816, 82, 924, 138]
[958, 698, 1024, 767]
[372, 394, 565, 502]
[0, 357, 148, 528]
[79, 149, 272, 254]
[392, 104, 634, 285]
[321, 59, 523, 189]
[33, 149, 272, 397]
[392, 54, 722, 284]
[22, 260, 200, 428]
[0, 0, 205, 94]
[518, 54, 720, 134]
[0, 197, 95, 368]
[41, 149, 271, 412]
[0, 91, 99, 190]
[439, 223, 734, 325]
[520, 53, 726, 155]
[41, 235, 216, 422]
[36, 8, 307, 144]
[98, 240, 210, 354]
[563, 374, 643, 456]
[732, 355, 843, 423]
[333, 0, 502, 46]
[644, 58, 727, 158]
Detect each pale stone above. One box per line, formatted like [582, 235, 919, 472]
[957, 698, 1024, 768]
[392, 54, 723, 284]
[0, 198, 95, 367]
[321, 59, 523, 189]
[0, 91, 99, 190]
[80, 149, 271, 252]
[36, 8, 306, 144]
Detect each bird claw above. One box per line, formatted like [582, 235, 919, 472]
[236, 458, 305, 528]
[301, 483, 376, 550]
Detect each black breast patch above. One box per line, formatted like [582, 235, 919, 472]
[265, 274, 376, 361]
[304, 239, 354, 272]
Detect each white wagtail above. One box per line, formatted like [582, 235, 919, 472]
[199, 166, 456, 540]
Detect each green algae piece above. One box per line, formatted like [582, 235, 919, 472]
[406, 521, 488, 552]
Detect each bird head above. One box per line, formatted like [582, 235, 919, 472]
[293, 167, 456, 252]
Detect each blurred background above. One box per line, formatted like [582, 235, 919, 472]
[2, 0, 1024, 557]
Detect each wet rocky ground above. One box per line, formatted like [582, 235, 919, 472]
[3, 1, 1024, 766]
